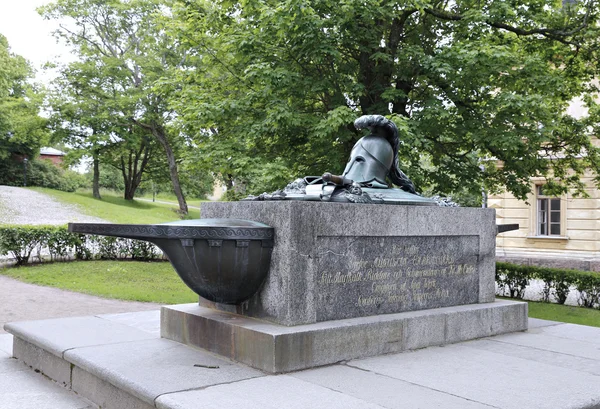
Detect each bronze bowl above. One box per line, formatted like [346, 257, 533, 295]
[68, 219, 274, 304]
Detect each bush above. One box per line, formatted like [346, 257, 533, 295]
[0, 225, 162, 265]
[0, 158, 89, 192]
[496, 262, 600, 309]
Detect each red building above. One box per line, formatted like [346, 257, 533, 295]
[39, 147, 66, 166]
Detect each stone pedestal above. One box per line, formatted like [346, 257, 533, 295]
[160, 202, 528, 373]
[199, 202, 497, 325]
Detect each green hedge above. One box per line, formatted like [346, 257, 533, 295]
[496, 262, 600, 309]
[0, 225, 161, 265]
[0, 159, 89, 192]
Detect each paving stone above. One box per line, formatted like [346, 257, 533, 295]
[13, 337, 72, 387]
[539, 323, 600, 344]
[527, 318, 561, 329]
[0, 356, 29, 375]
[65, 338, 264, 405]
[291, 365, 495, 409]
[0, 334, 12, 356]
[488, 331, 600, 361]
[350, 343, 600, 409]
[0, 362, 93, 409]
[155, 375, 385, 409]
[467, 339, 600, 376]
[5, 316, 157, 357]
[72, 366, 153, 409]
[97, 310, 161, 336]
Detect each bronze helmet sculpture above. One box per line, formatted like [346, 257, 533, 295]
[344, 115, 416, 194]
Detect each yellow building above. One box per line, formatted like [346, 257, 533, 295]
[492, 171, 600, 271]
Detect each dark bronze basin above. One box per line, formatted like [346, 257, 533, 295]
[68, 219, 274, 304]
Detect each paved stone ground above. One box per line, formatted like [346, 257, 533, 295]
[0, 277, 161, 408]
[0, 185, 107, 225]
[0, 275, 161, 335]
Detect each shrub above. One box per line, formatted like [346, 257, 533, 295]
[0, 158, 89, 192]
[496, 262, 600, 309]
[0, 225, 162, 264]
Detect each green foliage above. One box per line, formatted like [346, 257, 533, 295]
[166, 0, 600, 199]
[42, 0, 191, 210]
[0, 158, 88, 192]
[0, 34, 48, 161]
[496, 262, 600, 309]
[0, 225, 163, 265]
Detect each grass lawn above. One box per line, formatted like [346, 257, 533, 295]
[1, 260, 197, 304]
[497, 297, 600, 328]
[29, 187, 200, 223]
[135, 192, 206, 208]
[524, 299, 600, 328]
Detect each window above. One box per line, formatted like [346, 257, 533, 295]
[536, 185, 561, 236]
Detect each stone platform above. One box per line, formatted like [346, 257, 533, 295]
[161, 300, 527, 373]
[200, 202, 497, 326]
[4, 310, 600, 409]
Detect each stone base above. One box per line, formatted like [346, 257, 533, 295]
[161, 300, 528, 373]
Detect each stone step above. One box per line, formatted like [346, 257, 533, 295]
[5, 305, 600, 409]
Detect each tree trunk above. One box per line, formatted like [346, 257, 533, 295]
[92, 153, 101, 199]
[151, 126, 188, 215]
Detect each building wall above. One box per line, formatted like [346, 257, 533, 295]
[39, 154, 64, 166]
[491, 171, 600, 271]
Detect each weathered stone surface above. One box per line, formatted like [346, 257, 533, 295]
[12, 337, 72, 387]
[161, 300, 527, 373]
[0, 334, 12, 356]
[64, 338, 264, 404]
[0, 364, 92, 409]
[156, 375, 385, 409]
[467, 338, 600, 376]
[316, 235, 479, 320]
[97, 310, 161, 336]
[291, 365, 493, 409]
[351, 342, 600, 409]
[4, 316, 157, 357]
[200, 201, 496, 326]
[71, 366, 155, 409]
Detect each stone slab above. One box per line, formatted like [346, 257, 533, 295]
[0, 334, 12, 357]
[200, 201, 496, 326]
[538, 322, 600, 344]
[13, 337, 72, 387]
[351, 343, 600, 409]
[291, 365, 493, 409]
[156, 375, 385, 409]
[488, 330, 600, 361]
[71, 366, 154, 409]
[467, 338, 600, 376]
[6, 312, 600, 409]
[4, 316, 158, 357]
[316, 235, 480, 321]
[161, 300, 527, 373]
[97, 310, 161, 336]
[527, 317, 562, 329]
[0, 361, 93, 409]
[64, 338, 264, 405]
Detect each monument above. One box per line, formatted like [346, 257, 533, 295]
[69, 115, 527, 373]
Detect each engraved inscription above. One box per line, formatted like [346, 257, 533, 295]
[316, 236, 480, 321]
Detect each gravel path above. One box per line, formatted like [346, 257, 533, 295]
[0, 275, 161, 334]
[0, 186, 107, 225]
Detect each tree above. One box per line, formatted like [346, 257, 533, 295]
[41, 0, 190, 212]
[0, 34, 48, 161]
[46, 60, 115, 199]
[168, 0, 600, 200]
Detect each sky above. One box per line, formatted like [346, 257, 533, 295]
[0, 0, 73, 83]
